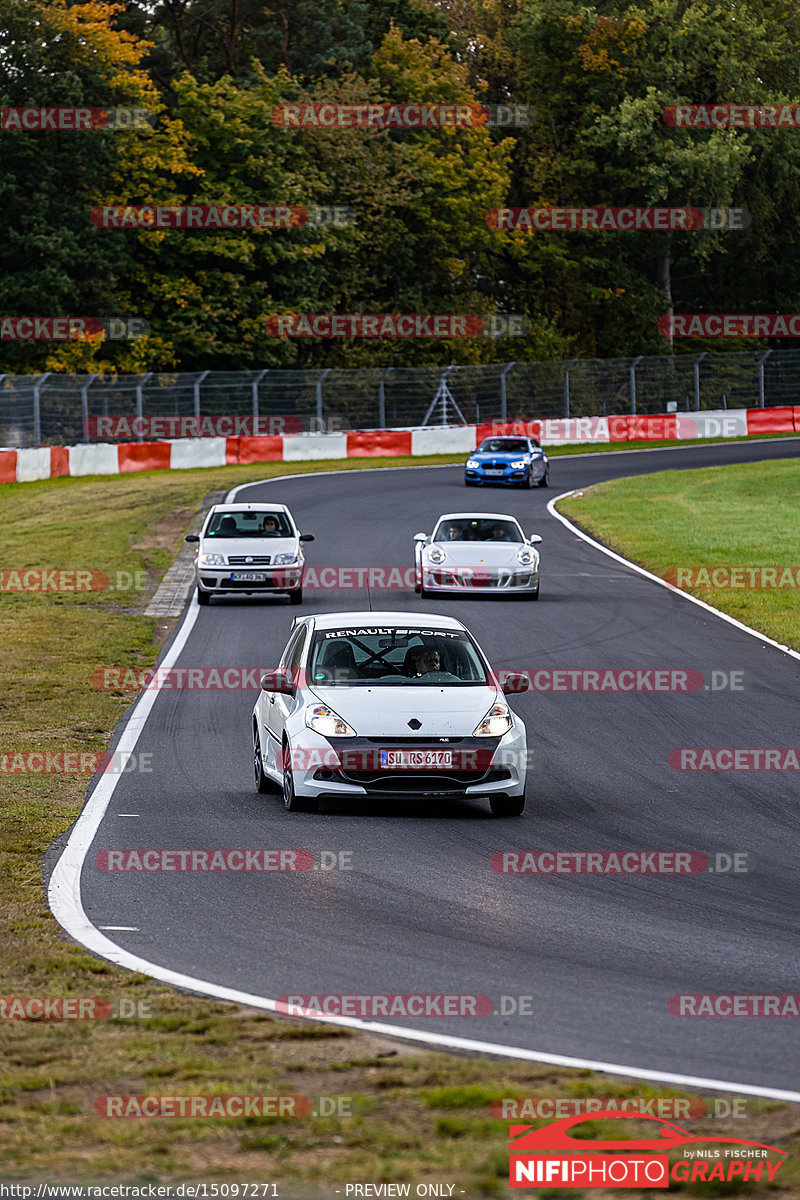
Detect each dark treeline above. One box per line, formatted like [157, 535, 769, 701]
[2, 0, 800, 373]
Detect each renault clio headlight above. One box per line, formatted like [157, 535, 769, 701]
[199, 553, 226, 566]
[474, 703, 513, 737]
[305, 704, 356, 737]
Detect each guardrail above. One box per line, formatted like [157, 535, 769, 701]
[2, 408, 797, 485]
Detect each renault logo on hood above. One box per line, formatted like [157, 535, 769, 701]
[408, 718, 422, 730]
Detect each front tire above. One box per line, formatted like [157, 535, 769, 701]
[288, 587, 303, 605]
[538, 466, 550, 488]
[197, 587, 211, 606]
[283, 746, 319, 812]
[529, 582, 540, 601]
[524, 466, 535, 489]
[490, 792, 526, 817]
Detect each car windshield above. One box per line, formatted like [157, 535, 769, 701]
[432, 518, 523, 543]
[478, 438, 530, 453]
[206, 510, 292, 538]
[308, 627, 489, 686]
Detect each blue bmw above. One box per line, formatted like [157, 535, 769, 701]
[464, 436, 550, 488]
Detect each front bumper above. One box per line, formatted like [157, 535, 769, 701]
[421, 565, 539, 593]
[197, 566, 303, 594]
[465, 462, 546, 484]
[284, 727, 527, 799]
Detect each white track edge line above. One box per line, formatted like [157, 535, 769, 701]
[46, 468, 800, 1107]
[548, 490, 800, 664]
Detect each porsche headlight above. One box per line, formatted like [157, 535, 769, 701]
[474, 703, 513, 737]
[466, 459, 480, 469]
[199, 553, 226, 566]
[510, 459, 527, 469]
[426, 546, 446, 564]
[273, 553, 298, 565]
[517, 547, 535, 566]
[305, 704, 356, 738]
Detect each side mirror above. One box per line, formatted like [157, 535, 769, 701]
[260, 669, 294, 696]
[413, 533, 428, 543]
[184, 533, 200, 543]
[529, 534, 542, 545]
[501, 671, 531, 695]
[299, 533, 315, 542]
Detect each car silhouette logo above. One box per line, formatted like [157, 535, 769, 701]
[509, 1111, 785, 1155]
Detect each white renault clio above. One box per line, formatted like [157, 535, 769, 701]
[185, 502, 314, 605]
[252, 611, 528, 816]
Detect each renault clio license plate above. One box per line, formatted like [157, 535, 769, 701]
[380, 749, 454, 769]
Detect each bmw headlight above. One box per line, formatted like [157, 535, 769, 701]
[474, 703, 513, 737]
[466, 459, 480, 469]
[305, 704, 356, 738]
[510, 459, 527, 469]
[199, 553, 226, 566]
[273, 553, 298, 565]
[517, 547, 535, 566]
[426, 546, 446, 564]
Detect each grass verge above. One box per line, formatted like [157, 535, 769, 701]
[557, 457, 800, 651]
[1, 455, 798, 1195]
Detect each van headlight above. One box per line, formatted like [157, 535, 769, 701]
[199, 553, 226, 566]
[517, 547, 535, 566]
[273, 553, 298, 565]
[474, 703, 513, 737]
[306, 704, 356, 737]
[426, 546, 446, 564]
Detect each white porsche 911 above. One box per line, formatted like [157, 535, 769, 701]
[252, 611, 528, 816]
[413, 513, 542, 598]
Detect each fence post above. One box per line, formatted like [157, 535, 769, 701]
[33, 372, 49, 448]
[757, 349, 772, 408]
[316, 368, 331, 432]
[693, 352, 707, 411]
[81, 374, 98, 440]
[252, 369, 267, 431]
[629, 356, 643, 415]
[500, 361, 515, 423]
[563, 358, 578, 418]
[136, 372, 151, 441]
[378, 367, 393, 428]
[194, 370, 209, 421]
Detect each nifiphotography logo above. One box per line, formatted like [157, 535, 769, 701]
[508, 1110, 785, 1188]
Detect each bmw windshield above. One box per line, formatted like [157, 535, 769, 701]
[308, 627, 490, 686]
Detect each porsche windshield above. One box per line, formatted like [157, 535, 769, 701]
[432, 518, 523, 543]
[308, 628, 489, 686]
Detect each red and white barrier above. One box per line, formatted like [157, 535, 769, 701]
[1, 408, 797, 485]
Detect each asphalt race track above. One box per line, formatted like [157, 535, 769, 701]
[56, 438, 800, 1095]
